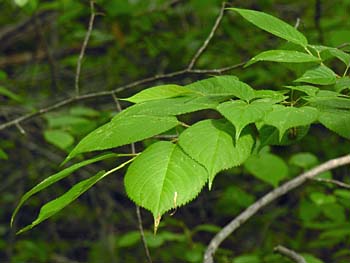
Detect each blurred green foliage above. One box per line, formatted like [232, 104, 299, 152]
[1, 0, 350, 262]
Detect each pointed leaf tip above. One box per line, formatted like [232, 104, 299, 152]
[124, 141, 208, 221]
[229, 8, 308, 47]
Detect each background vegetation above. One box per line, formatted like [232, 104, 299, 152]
[1, 0, 350, 262]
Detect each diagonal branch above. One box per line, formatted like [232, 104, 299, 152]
[274, 245, 306, 263]
[75, 0, 96, 96]
[203, 154, 350, 263]
[187, 2, 226, 69]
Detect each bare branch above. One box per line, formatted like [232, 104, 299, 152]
[274, 245, 306, 263]
[0, 62, 244, 132]
[0, 2, 244, 132]
[75, 0, 96, 96]
[187, 2, 226, 70]
[203, 154, 350, 263]
[311, 177, 350, 189]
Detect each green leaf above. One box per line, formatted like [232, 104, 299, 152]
[67, 114, 178, 160]
[246, 50, 320, 66]
[285, 85, 319, 96]
[44, 130, 74, 150]
[218, 100, 272, 140]
[186, 76, 255, 101]
[0, 70, 7, 80]
[233, 254, 260, 263]
[69, 106, 99, 117]
[124, 141, 208, 229]
[310, 192, 336, 206]
[14, 0, 29, 7]
[17, 170, 101, 234]
[122, 84, 196, 103]
[0, 86, 22, 102]
[310, 45, 350, 66]
[263, 105, 318, 140]
[294, 65, 337, 85]
[253, 90, 287, 103]
[327, 48, 350, 66]
[229, 8, 308, 47]
[116, 231, 140, 247]
[335, 77, 350, 93]
[117, 95, 222, 117]
[244, 153, 288, 187]
[322, 203, 346, 223]
[289, 152, 318, 169]
[11, 153, 119, 226]
[46, 115, 91, 128]
[320, 228, 350, 240]
[0, 148, 8, 160]
[307, 96, 350, 110]
[17, 158, 133, 234]
[258, 124, 310, 148]
[318, 108, 350, 139]
[178, 119, 254, 188]
[299, 199, 321, 222]
[334, 189, 350, 200]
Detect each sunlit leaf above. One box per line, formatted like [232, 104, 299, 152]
[44, 130, 74, 150]
[285, 85, 319, 96]
[295, 65, 337, 85]
[123, 84, 196, 103]
[229, 8, 308, 47]
[124, 141, 208, 230]
[17, 157, 134, 234]
[186, 76, 255, 101]
[244, 153, 288, 187]
[218, 100, 272, 140]
[263, 105, 318, 140]
[318, 108, 350, 139]
[11, 153, 120, 226]
[178, 119, 254, 188]
[246, 50, 319, 66]
[67, 114, 178, 160]
[335, 77, 350, 93]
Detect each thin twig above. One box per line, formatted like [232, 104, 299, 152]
[75, 0, 96, 96]
[203, 154, 350, 263]
[112, 94, 152, 263]
[0, 2, 244, 132]
[274, 245, 306, 263]
[0, 62, 244, 132]
[311, 177, 350, 189]
[111, 92, 122, 112]
[187, 2, 226, 70]
[136, 205, 153, 263]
